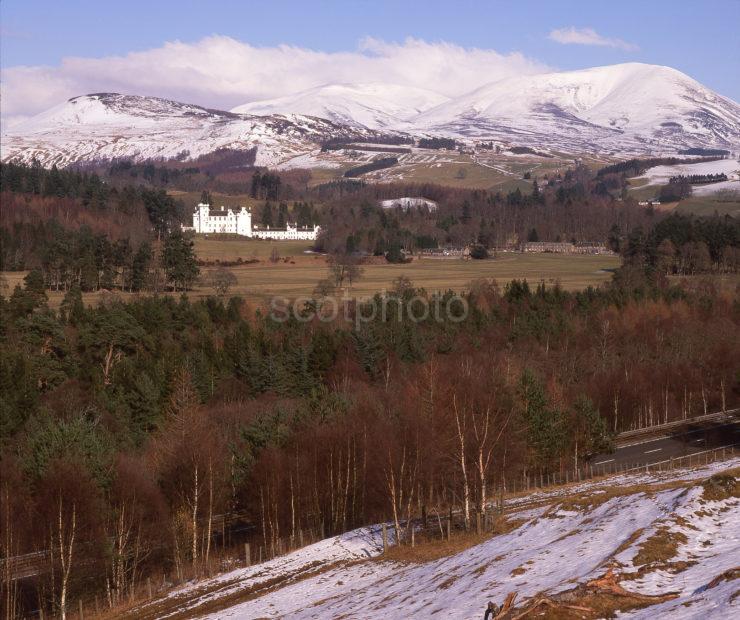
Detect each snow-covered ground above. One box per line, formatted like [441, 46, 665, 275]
[141, 458, 739, 619]
[0, 93, 380, 169]
[637, 158, 740, 196]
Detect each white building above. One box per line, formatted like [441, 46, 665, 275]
[190, 203, 320, 240]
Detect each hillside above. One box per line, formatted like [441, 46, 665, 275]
[232, 82, 449, 130]
[2, 64, 738, 170]
[415, 63, 740, 153]
[130, 460, 739, 619]
[0, 93, 381, 168]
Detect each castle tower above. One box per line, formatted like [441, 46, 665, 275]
[193, 202, 210, 233]
[236, 206, 252, 237]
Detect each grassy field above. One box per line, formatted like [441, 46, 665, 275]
[2, 253, 621, 308]
[675, 196, 740, 218]
[193, 236, 315, 261]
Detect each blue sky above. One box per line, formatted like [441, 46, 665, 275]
[2, 0, 739, 124]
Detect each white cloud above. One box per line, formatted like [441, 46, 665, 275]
[0, 36, 549, 126]
[548, 27, 638, 51]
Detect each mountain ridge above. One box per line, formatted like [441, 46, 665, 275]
[2, 63, 738, 168]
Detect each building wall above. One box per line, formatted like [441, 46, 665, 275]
[192, 203, 319, 240]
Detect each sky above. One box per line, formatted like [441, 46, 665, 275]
[2, 0, 739, 127]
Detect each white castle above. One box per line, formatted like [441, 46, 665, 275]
[190, 203, 320, 240]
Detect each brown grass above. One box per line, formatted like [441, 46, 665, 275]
[701, 474, 739, 501]
[558, 481, 692, 513]
[1, 252, 620, 310]
[632, 526, 687, 568]
[379, 517, 525, 565]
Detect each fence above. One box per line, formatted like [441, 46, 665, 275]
[512, 444, 739, 494]
[617, 408, 738, 442]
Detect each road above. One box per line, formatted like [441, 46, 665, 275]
[592, 418, 740, 469]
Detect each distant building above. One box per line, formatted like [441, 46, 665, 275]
[379, 197, 438, 211]
[190, 203, 320, 240]
[522, 241, 575, 254]
[638, 200, 661, 206]
[521, 241, 614, 255]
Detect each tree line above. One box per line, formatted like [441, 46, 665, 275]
[317, 165, 657, 255]
[343, 157, 399, 178]
[618, 213, 739, 274]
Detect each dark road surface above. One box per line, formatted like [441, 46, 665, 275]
[592, 419, 740, 468]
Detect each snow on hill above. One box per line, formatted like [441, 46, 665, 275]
[2, 64, 739, 168]
[136, 459, 739, 619]
[636, 157, 740, 196]
[232, 82, 449, 130]
[415, 63, 740, 153]
[0, 93, 378, 168]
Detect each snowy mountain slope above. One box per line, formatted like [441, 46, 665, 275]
[0, 93, 380, 168]
[136, 459, 739, 620]
[415, 63, 740, 153]
[3, 64, 739, 168]
[231, 82, 449, 130]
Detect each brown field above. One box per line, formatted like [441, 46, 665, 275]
[193, 236, 315, 261]
[2, 250, 621, 308]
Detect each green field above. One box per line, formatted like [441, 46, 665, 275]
[2, 252, 621, 308]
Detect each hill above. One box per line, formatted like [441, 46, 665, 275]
[129, 460, 739, 619]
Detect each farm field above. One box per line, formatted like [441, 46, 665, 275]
[193, 236, 315, 261]
[282, 149, 596, 191]
[675, 195, 740, 218]
[1, 252, 621, 308]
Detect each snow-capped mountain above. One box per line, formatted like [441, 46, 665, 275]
[0, 93, 380, 168]
[2, 64, 738, 168]
[414, 63, 740, 153]
[232, 83, 449, 130]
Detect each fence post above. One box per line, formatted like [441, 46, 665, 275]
[447, 511, 452, 542]
[147, 577, 152, 599]
[411, 526, 415, 548]
[476, 512, 481, 535]
[382, 524, 388, 553]
[78, 599, 83, 620]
